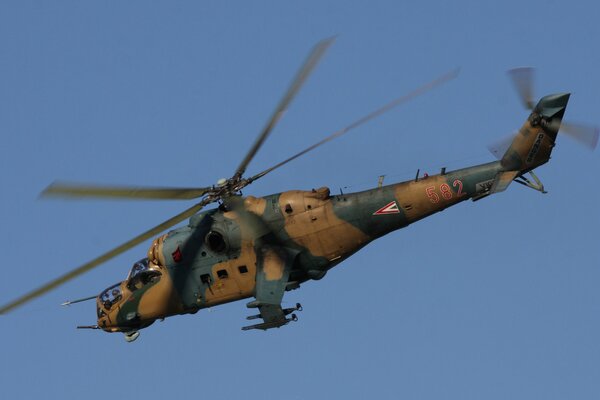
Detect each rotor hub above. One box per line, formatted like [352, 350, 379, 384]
[216, 178, 227, 187]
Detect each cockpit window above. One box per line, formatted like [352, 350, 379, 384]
[126, 258, 161, 292]
[127, 258, 150, 280]
[100, 283, 123, 310]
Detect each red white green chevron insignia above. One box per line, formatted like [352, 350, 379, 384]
[373, 201, 400, 215]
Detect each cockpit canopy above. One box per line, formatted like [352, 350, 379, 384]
[98, 259, 162, 309]
[99, 283, 123, 311]
[127, 258, 151, 280]
[126, 258, 162, 292]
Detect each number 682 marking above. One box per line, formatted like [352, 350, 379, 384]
[426, 179, 464, 203]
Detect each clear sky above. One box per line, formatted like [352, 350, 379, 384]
[1, 1, 599, 399]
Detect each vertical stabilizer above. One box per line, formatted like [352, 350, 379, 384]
[500, 93, 570, 173]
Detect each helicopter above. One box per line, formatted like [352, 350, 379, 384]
[1, 38, 597, 342]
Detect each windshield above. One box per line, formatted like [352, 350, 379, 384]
[127, 258, 150, 280]
[126, 258, 161, 292]
[100, 283, 123, 310]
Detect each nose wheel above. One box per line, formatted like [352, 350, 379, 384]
[124, 330, 140, 343]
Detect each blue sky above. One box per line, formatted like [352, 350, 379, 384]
[1, 1, 599, 399]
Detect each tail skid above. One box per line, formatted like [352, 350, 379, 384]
[513, 170, 547, 194]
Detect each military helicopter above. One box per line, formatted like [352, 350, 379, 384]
[1, 38, 597, 342]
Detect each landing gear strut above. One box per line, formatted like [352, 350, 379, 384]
[514, 170, 547, 193]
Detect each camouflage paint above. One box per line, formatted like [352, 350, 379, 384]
[96, 93, 569, 333]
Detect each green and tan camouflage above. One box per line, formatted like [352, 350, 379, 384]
[2, 39, 591, 342]
[92, 93, 570, 338]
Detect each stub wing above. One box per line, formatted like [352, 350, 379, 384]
[242, 245, 300, 331]
[242, 304, 299, 331]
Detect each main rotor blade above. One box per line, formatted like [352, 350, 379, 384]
[41, 182, 212, 201]
[557, 121, 599, 149]
[508, 67, 536, 110]
[233, 37, 335, 180]
[0, 200, 208, 314]
[249, 68, 460, 182]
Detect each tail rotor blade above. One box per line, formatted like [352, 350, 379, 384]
[507, 67, 597, 150]
[488, 132, 517, 159]
[508, 67, 536, 110]
[558, 121, 599, 149]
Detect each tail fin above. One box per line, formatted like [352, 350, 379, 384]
[500, 93, 570, 173]
[484, 93, 570, 195]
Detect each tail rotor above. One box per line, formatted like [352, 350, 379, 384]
[507, 67, 598, 150]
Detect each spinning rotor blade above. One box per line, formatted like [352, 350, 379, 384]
[0, 200, 209, 314]
[488, 121, 598, 160]
[553, 121, 599, 149]
[233, 37, 335, 180]
[508, 67, 536, 110]
[249, 68, 460, 182]
[42, 182, 212, 200]
[487, 132, 517, 160]
[507, 67, 598, 150]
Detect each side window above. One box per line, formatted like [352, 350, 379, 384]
[100, 283, 123, 310]
[217, 269, 229, 279]
[200, 274, 212, 285]
[127, 270, 161, 292]
[238, 265, 248, 274]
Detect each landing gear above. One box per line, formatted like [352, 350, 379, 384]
[514, 170, 547, 193]
[124, 330, 140, 343]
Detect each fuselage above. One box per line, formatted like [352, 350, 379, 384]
[97, 160, 504, 332]
[93, 91, 571, 333]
